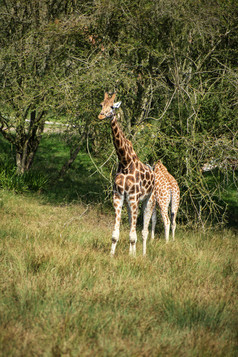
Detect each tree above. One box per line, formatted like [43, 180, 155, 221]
[89, 0, 238, 224]
[0, 0, 237, 225]
[0, 0, 93, 174]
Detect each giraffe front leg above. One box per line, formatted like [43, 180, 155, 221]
[111, 192, 124, 256]
[142, 193, 156, 255]
[127, 196, 139, 256]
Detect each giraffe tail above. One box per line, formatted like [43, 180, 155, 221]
[171, 212, 175, 226]
[170, 190, 179, 225]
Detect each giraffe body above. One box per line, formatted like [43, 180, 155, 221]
[99, 93, 155, 256]
[152, 160, 180, 242]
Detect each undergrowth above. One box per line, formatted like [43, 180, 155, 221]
[0, 160, 48, 193]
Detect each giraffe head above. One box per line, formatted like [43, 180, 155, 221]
[98, 92, 121, 120]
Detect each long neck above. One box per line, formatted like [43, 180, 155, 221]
[111, 114, 137, 167]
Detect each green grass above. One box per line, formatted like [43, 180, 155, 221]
[0, 190, 237, 356]
[0, 132, 237, 355]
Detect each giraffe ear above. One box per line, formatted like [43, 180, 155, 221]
[113, 101, 121, 109]
[104, 92, 109, 100]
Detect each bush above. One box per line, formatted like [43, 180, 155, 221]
[0, 159, 48, 193]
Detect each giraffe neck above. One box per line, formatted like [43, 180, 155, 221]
[111, 114, 137, 168]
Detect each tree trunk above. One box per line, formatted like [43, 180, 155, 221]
[15, 110, 45, 174]
[16, 145, 38, 174]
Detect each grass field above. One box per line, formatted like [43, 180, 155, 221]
[0, 190, 237, 356]
[0, 133, 237, 356]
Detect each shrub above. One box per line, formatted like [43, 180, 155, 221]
[0, 159, 48, 193]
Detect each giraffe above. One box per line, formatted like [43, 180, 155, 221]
[150, 160, 180, 242]
[98, 92, 155, 256]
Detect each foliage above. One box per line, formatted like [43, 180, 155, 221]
[0, 191, 237, 356]
[0, 0, 92, 173]
[0, 0, 237, 224]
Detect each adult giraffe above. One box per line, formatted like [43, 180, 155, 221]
[98, 92, 155, 256]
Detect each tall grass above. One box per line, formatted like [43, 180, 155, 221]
[0, 191, 237, 356]
[0, 132, 237, 355]
[0, 139, 48, 193]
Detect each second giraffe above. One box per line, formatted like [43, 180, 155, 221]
[151, 160, 180, 242]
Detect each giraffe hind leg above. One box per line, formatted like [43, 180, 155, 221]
[157, 195, 170, 243]
[142, 194, 155, 255]
[171, 212, 176, 241]
[159, 209, 170, 243]
[170, 194, 179, 241]
[165, 219, 170, 243]
[171, 206, 179, 241]
[151, 207, 156, 240]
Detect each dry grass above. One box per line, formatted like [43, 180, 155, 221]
[0, 190, 237, 356]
